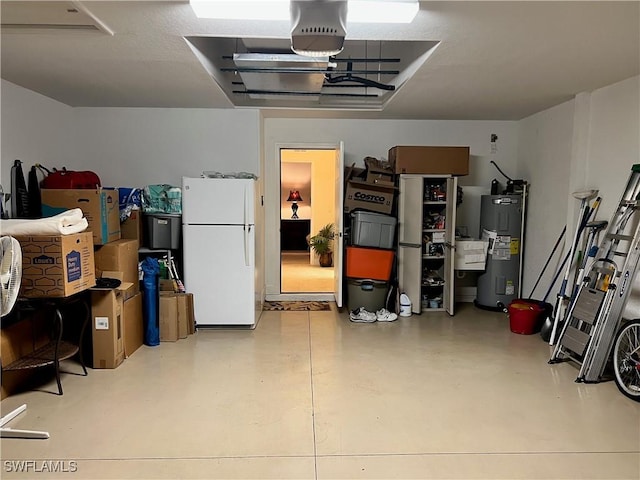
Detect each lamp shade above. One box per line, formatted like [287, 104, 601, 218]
[287, 190, 303, 202]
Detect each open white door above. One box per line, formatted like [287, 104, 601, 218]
[334, 142, 344, 307]
[444, 177, 458, 315]
[398, 175, 424, 313]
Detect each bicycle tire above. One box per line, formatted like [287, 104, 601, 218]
[612, 319, 640, 402]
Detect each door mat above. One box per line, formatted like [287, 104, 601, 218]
[263, 301, 332, 311]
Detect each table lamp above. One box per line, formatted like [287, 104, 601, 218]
[287, 190, 303, 219]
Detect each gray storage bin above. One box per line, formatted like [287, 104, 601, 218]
[347, 278, 388, 312]
[143, 213, 181, 249]
[350, 211, 397, 249]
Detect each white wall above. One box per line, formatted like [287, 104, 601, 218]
[517, 75, 640, 300]
[5, 76, 637, 309]
[1, 80, 261, 193]
[1, 80, 73, 211]
[263, 118, 519, 296]
[517, 99, 575, 299]
[585, 76, 640, 221]
[70, 107, 261, 187]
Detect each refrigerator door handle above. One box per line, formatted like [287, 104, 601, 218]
[244, 225, 250, 267]
[244, 185, 249, 226]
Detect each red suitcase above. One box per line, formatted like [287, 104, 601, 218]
[41, 168, 101, 189]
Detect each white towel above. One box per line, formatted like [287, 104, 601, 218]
[0, 208, 89, 236]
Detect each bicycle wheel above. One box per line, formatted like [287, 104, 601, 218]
[613, 319, 640, 401]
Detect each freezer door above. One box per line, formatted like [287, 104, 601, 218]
[183, 224, 255, 326]
[182, 177, 255, 225]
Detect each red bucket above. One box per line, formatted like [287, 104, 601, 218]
[508, 299, 544, 335]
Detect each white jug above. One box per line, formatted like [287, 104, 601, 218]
[399, 293, 412, 317]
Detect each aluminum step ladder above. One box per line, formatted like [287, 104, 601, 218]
[550, 164, 640, 382]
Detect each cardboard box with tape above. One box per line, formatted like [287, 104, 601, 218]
[388, 146, 470, 176]
[16, 232, 96, 298]
[344, 180, 396, 215]
[41, 189, 120, 245]
[90, 271, 134, 369]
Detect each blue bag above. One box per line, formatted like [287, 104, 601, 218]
[141, 257, 160, 346]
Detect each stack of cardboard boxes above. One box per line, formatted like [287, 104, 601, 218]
[344, 158, 397, 313]
[39, 188, 144, 369]
[7, 189, 195, 384]
[342, 147, 471, 313]
[121, 210, 195, 345]
[40, 189, 195, 366]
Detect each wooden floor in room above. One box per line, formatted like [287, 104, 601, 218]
[281, 252, 333, 293]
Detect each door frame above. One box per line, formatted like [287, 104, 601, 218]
[266, 142, 342, 302]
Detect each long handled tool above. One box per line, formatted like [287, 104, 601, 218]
[551, 164, 640, 383]
[548, 190, 599, 345]
[528, 226, 566, 300]
[572, 220, 608, 294]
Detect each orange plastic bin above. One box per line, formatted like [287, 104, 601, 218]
[345, 246, 394, 281]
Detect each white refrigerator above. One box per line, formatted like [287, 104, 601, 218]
[182, 177, 262, 327]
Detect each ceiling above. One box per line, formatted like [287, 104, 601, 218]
[1, 1, 638, 120]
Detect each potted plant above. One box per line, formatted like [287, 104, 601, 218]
[309, 223, 336, 267]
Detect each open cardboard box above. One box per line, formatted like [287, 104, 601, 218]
[159, 292, 195, 341]
[364, 157, 395, 186]
[89, 271, 134, 369]
[94, 239, 140, 299]
[41, 189, 121, 245]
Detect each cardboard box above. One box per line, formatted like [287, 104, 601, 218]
[365, 171, 395, 186]
[123, 292, 143, 358]
[159, 293, 179, 342]
[159, 292, 194, 340]
[0, 312, 50, 400]
[41, 189, 121, 245]
[16, 232, 96, 298]
[364, 157, 395, 185]
[90, 273, 133, 369]
[344, 180, 396, 215]
[120, 209, 143, 246]
[388, 146, 470, 176]
[94, 239, 140, 299]
[186, 293, 195, 335]
[159, 279, 175, 292]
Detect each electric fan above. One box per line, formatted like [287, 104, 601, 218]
[1, 236, 22, 317]
[0, 236, 49, 439]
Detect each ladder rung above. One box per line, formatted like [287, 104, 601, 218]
[619, 200, 640, 207]
[593, 266, 616, 274]
[607, 233, 634, 241]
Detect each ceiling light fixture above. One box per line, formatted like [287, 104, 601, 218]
[190, 0, 419, 24]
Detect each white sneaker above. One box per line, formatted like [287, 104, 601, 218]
[349, 307, 377, 323]
[376, 308, 398, 322]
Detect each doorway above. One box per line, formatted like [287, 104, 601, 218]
[280, 148, 336, 293]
